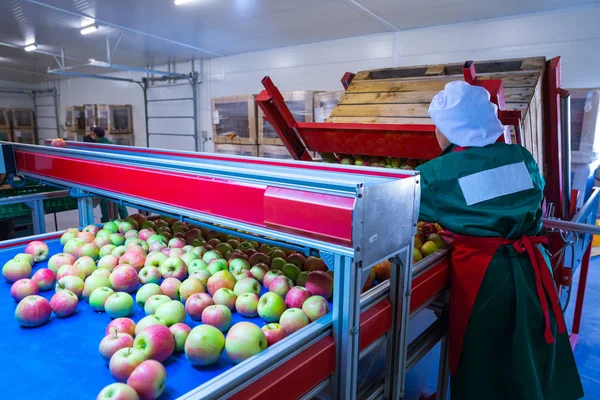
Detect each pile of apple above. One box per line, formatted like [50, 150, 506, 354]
[321, 153, 425, 170]
[2, 214, 340, 400]
[413, 222, 447, 263]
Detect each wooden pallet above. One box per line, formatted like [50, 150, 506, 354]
[109, 105, 133, 134]
[11, 108, 35, 129]
[258, 91, 318, 146]
[0, 130, 12, 142]
[212, 95, 257, 145]
[329, 57, 546, 169]
[314, 91, 344, 123]
[0, 109, 9, 130]
[214, 143, 258, 157]
[11, 128, 36, 144]
[65, 106, 86, 133]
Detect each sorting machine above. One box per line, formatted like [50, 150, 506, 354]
[0, 140, 450, 399]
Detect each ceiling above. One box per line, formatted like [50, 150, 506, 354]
[0, 0, 597, 83]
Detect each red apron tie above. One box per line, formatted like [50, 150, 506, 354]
[445, 233, 567, 374]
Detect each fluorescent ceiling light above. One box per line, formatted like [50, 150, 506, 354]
[174, 0, 196, 5]
[81, 18, 95, 27]
[24, 43, 37, 52]
[80, 25, 98, 35]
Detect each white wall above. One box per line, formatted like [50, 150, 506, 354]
[0, 80, 34, 109]
[40, 4, 600, 152]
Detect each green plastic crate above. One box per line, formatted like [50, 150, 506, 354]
[0, 183, 78, 219]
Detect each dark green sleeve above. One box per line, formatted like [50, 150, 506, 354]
[519, 145, 545, 193]
[416, 161, 438, 223]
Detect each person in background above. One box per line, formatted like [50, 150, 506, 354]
[89, 126, 129, 222]
[83, 125, 97, 143]
[417, 81, 583, 399]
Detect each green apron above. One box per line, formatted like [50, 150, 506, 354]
[417, 143, 584, 400]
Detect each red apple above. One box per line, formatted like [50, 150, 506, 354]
[31, 268, 55, 291]
[169, 323, 191, 353]
[109, 347, 147, 382]
[15, 295, 52, 327]
[159, 257, 187, 280]
[304, 256, 328, 272]
[110, 265, 139, 293]
[285, 286, 312, 309]
[119, 251, 146, 272]
[279, 308, 310, 334]
[96, 382, 140, 400]
[302, 295, 330, 322]
[133, 325, 174, 362]
[225, 322, 267, 364]
[127, 360, 167, 400]
[98, 255, 120, 272]
[47, 253, 76, 274]
[100, 332, 135, 362]
[138, 266, 162, 285]
[305, 271, 333, 300]
[160, 277, 181, 300]
[11, 278, 39, 302]
[262, 270, 283, 288]
[235, 293, 259, 317]
[106, 318, 136, 336]
[201, 304, 232, 332]
[185, 325, 225, 366]
[25, 240, 49, 262]
[50, 290, 79, 317]
[268, 276, 292, 298]
[261, 323, 288, 346]
[206, 270, 236, 296]
[185, 293, 214, 321]
[56, 264, 84, 281]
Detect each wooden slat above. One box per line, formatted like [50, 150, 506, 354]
[504, 87, 536, 103]
[339, 91, 439, 105]
[327, 116, 434, 125]
[534, 77, 544, 170]
[330, 104, 431, 118]
[425, 65, 446, 76]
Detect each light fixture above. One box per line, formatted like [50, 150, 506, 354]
[24, 43, 37, 52]
[80, 24, 98, 35]
[174, 0, 196, 5]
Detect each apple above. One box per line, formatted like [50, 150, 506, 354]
[285, 286, 312, 309]
[249, 264, 268, 283]
[96, 382, 140, 400]
[24, 241, 49, 262]
[180, 252, 198, 267]
[232, 277, 260, 297]
[428, 233, 446, 249]
[207, 259, 228, 276]
[127, 360, 167, 400]
[148, 241, 166, 253]
[98, 255, 119, 272]
[157, 257, 185, 281]
[136, 283, 163, 308]
[110, 234, 126, 247]
[15, 295, 52, 327]
[2, 260, 32, 283]
[135, 315, 167, 335]
[160, 277, 181, 300]
[47, 253, 76, 274]
[109, 347, 147, 382]
[31, 268, 55, 291]
[56, 276, 85, 298]
[75, 256, 97, 278]
[421, 241, 439, 257]
[60, 231, 77, 246]
[279, 308, 310, 334]
[124, 230, 139, 239]
[125, 239, 148, 253]
[167, 248, 184, 258]
[268, 276, 293, 298]
[138, 266, 162, 285]
[191, 246, 207, 258]
[179, 277, 205, 302]
[118, 251, 146, 272]
[304, 256, 328, 272]
[212, 288, 237, 311]
[119, 220, 138, 234]
[181, 245, 194, 253]
[100, 332, 135, 362]
[94, 236, 111, 248]
[93, 268, 112, 279]
[302, 295, 330, 322]
[261, 323, 287, 346]
[104, 221, 119, 233]
[154, 300, 186, 326]
[146, 234, 165, 246]
[63, 238, 85, 255]
[105, 292, 134, 318]
[76, 231, 95, 244]
[305, 271, 334, 300]
[202, 304, 232, 332]
[106, 318, 136, 336]
[282, 264, 302, 284]
[185, 324, 225, 366]
[190, 270, 211, 285]
[206, 270, 236, 296]
[413, 248, 423, 263]
[229, 258, 250, 275]
[286, 253, 306, 268]
[82, 275, 111, 299]
[90, 287, 116, 311]
[99, 244, 117, 258]
[56, 264, 84, 281]
[270, 257, 287, 271]
[257, 292, 286, 323]
[185, 293, 214, 321]
[11, 279, 39, 301]
[138, 229, 155, 242]
[248, 252, 269, 267]
[144, 252, 167, 268]
[82, 224, 100, 234]
[75, 243, 100, 261]
[202, 250, 223, 263]
[144, 294, 171, 315]
[169, 323, 191, 353]
[168, 237, 186, 249]
[112, 246, 128, 258]
[134, 324, 174, 362]
[296, 271, 309, 287]
[96, 229, 113, 239]
[110, 265, 139, 293]
[235, 293, 259, 317]
[263, 270, 283, 288]
[225, 322, 267, 364]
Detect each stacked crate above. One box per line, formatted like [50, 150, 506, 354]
[69, 104, 134, 145]
[10, 108, 36, 144]
[65, 106, 86, 142]
[108, 105, 134, 145]
[0, 109, 10, 142]
[211, 95, 258, 155]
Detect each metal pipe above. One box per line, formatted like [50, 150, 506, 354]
[560, 91, 572, 218]
[542, 218, 600, 236]
[192, 74, 200, 152]
[141, 80, 149, 148]
[53, 88, 61, 139]
[0, 190, 70, 206]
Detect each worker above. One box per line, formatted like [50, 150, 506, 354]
[417, 81, 583, 399]
[83, 125, 97, 143]
[89, 126, 129, 222]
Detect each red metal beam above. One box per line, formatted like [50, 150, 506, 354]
[570, 241, 592, 350]
[544, 57, 564, 219]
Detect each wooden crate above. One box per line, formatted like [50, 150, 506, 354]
[65, 106, 86, 132]
[11, 108, 35, 129]
[66, 130, 84, 142]
[212, 95, 257, 145]
[329, 57, 546, 169]
[109, 105, 133, 134]
[314, 91, 344, 123]
[214, 143, 258, 157]
[0, 109, 9, 130]
[0, 130, 12, 142]
[258, 91, 318, 146]
[85, 104, 112, 131]
[11, 128, 36, 144]
[109, 133, 135, 146]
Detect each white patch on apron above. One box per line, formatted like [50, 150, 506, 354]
[458, 161, 534, 206]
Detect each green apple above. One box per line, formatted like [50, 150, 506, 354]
[136, 283, 163, 308]
[233, 277, 261, 296]
[103, 221, 119, 233]
[144, 294, 171, 315]
[202, 250, 223, 263]
[180, 252, 198, 267]
[225, 322, 268, 364]
[89, 287, 115, 311]
[154, 300, 186, 326]
[105, 292, 134, 318]
[207, 259, 228, 276]
[185, 325, 225, 366]
[257, 292, 286, 323]
[82, 275, 111, 300]
[188, 259, 208, 274]
[134, 315, 167, 335]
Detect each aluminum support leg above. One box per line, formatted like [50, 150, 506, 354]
[384, 246, 413, 399]
[329, 253, 360, 399]
[108, 202, 119, 221]
[435, 335, 450, 400]
[71, 189, 95, 227]
[28, 199, 46, 234]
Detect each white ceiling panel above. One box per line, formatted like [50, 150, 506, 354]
[0, 0, 597, 83]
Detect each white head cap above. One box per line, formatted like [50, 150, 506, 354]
[428, 81, 504, 147]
